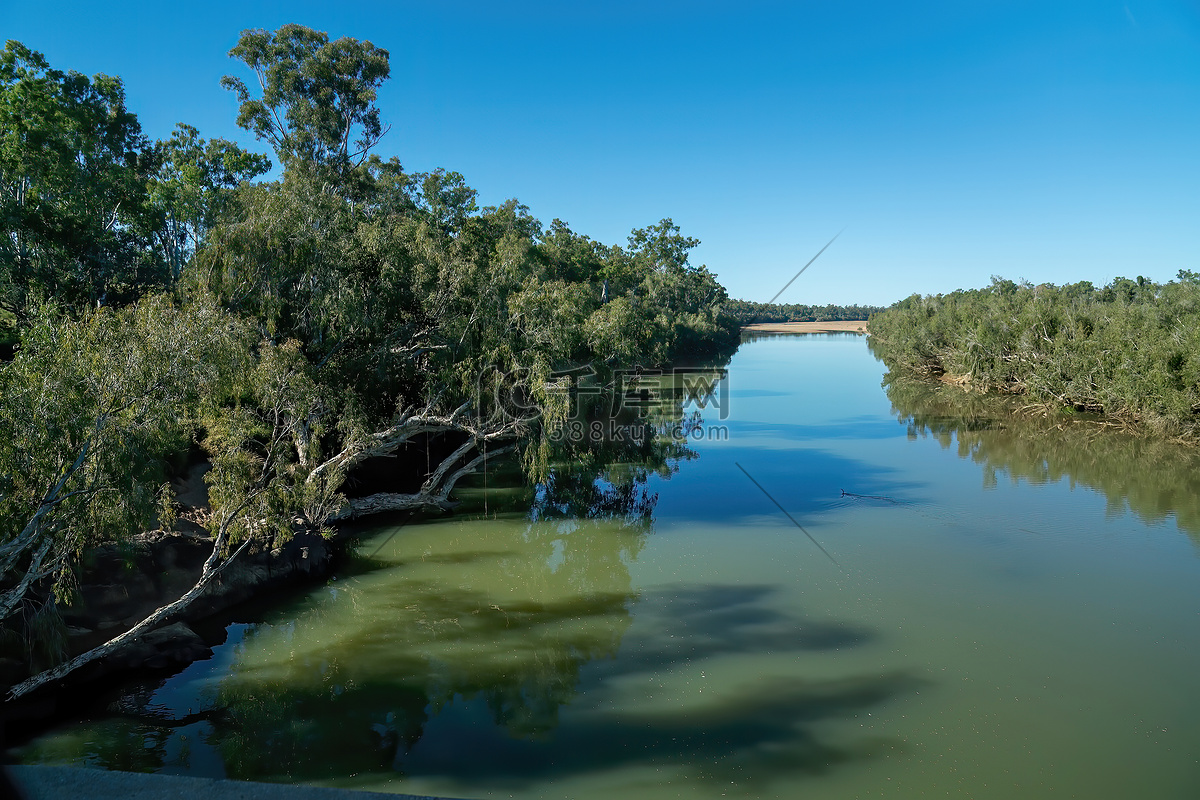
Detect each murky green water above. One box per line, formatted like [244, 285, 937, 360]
[12, 333, 1200, 798]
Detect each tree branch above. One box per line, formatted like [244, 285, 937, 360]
[329, 443, 517, 521]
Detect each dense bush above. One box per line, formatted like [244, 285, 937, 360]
[868, 274, 1200, 434]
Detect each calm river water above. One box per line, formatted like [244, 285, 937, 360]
[11, 333, 1200, 798]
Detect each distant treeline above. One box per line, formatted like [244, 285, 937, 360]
[726, 299, 884, 324]
[868, 273, 1200, 435]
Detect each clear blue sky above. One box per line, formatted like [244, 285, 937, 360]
[4, 1, 1198, 306]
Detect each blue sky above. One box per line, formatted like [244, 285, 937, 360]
[4, 1, 1198, 305]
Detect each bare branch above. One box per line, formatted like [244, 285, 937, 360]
[0, 538, 54, 622]
[305, 402, 476, 487]
[329, 443, 516, 522]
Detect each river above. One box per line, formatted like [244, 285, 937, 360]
[10, 332, 1200, 798]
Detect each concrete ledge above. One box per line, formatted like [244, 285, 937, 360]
[5, 766, 466, 800]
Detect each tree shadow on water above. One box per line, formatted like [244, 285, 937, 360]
[14, 566, 920, 793]
[407, 670, 919, 793]
[196, 581, 919, 792]
[393, 582, 918, 791]
[603, 583, 875, 673]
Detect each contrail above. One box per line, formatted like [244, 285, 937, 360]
[764, 229, 845, 305]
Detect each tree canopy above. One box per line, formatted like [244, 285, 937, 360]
[0, 40, 162, 321]
[0, 26, 741, 695]
[220, 24, 390, 187]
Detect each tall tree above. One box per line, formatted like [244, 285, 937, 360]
[2, 25, 743, 699]
[220, 25, 389, 188]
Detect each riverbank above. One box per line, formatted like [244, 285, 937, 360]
[0, 458, 360, 705]
[741, 320, 869, 334]
[11, 332, 1200, 798]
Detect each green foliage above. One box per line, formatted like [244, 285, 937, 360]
[0, 296, 250, 620]
[869, 276, 1200, 434]
[0, 41, 166, 317]
[150, 123, 270, 279]
[200, 338, 331, 547]
[0, 25, 744, 681]
[220, 25, 389, 186]
[190, 158, 738, 422]
[413, 168, 479, 237]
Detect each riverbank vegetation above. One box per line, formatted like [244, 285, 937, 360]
[0, 26, 739, 696]
[868, 275, 1200, 437]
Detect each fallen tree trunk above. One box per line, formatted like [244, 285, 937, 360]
[6, 429, 520, 701]
[7, 522, 250, 700]
[306, 404, 523, 491]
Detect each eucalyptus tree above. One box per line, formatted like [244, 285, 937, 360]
[579, 218, 738, 364]
[0, 297, 249, 640]
[4, 23, 745, 699]
[189, 169, 536, 521]
[1, 298, 386, 699]
[412, 168, 479, 239]
[220, 24, 390, 191]
[201, 26, 555, 521]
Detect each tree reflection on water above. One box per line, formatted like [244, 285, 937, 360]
[884, 374, 1200, 543]
[198, 375, 716, 780]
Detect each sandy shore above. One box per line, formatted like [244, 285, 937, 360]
[741, 320, 869, 334]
